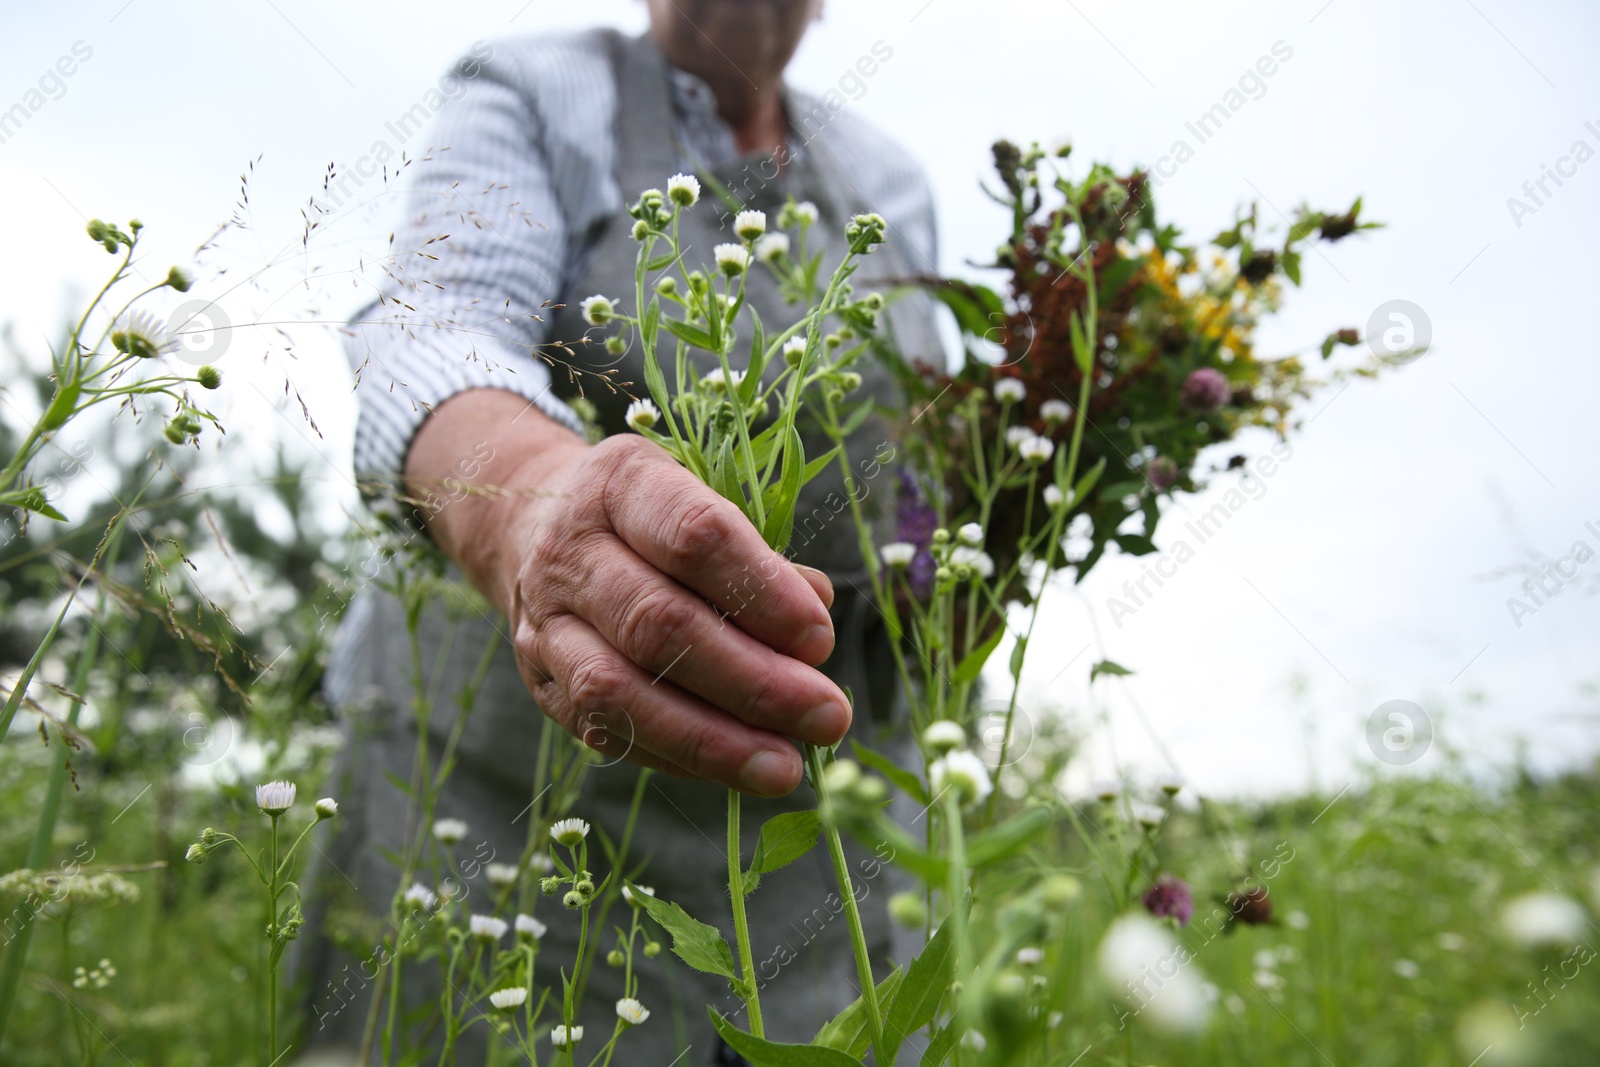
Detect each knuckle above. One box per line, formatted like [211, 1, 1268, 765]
[617, 587, 698, 668]
[675, 714, 739, 781]
[661, 496, 733, 572]
[566, 655, 630, 717]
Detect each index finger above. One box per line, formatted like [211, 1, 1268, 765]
[601, 439, 835, 666]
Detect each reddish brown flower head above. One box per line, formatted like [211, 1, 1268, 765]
[1180, 368, 1230, 414]
[1146, 456, 1179, 491]
[1227, 886, 1274, 927]
[1142, 874, 1194, 926]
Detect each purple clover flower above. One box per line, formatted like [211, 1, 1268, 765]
[1142, 874, 1195, 927]
[894, 467, 938, 599]
[1180, 367, 1230, 414]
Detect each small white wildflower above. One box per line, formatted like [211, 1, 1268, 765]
[794, 201, 819, 227]
[616, 997, 651, 1026]
[515, 913, 548, 940]
[1393, 958, 1421, 979]
[956, 522, 984, 546]
[1098, 914, 1211, 1034]
[1437, 931, 1465, 951]
[432, 818, 468, 845]
[1019, 435, 1054, 465]
[754, 232, 790, 263]
[580, 295, 615, 326]
[700, 367, 746, 393]
[1132, 801, 1165, 829]
[666, 173, 700, 207]
[994, 379, 1026, 404]
[734, 210, 767, 241]
[823, 759, 861, 794]
[1501, 891, 1587, 948]
[1016, 947, 1044, 966]
[549, 818, 590, 847]
[1156, 772, 1185, 796]
[960, 1030, 987, 1051]
[490, 987, 528, 1011]
[949, 546, 994, 580]
[111, 309, 173, 359]
[528, 852, 554, 875]
[929, 750, 992, 808]
[714, 243, 752, 276]
[879, 542, 917, 568]
[922, 720, 966, 753]
[1040, 399, 1072, 424]
[438, 878, 461, 903]
[1004, 425, 1035, 449]
[469, 914, 508, 942]
[550, 1025, 584, 1048]
[622, 885, 656, 907]
[486, 863, 519, 889]
[782, 334, 808, 365]
[1092, 778, 1122, 802]
[403, 882, 438, 911]
[1252, 949, 1278, 971]
[255, 781, 296, 816]
[1043, 484, 1065, 508]
[314, 797, 339, 820]
[625, 398, 659, 430]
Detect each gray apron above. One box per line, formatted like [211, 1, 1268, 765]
[301, 29, 939, 1066]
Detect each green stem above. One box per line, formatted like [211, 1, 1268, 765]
[805, 745, 886, 1065]
[268, 815, 281, 1063]
[725, 789, 765, 1037]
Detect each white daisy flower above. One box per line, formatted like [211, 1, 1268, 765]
[580, 295, 615, 326]
[255, 781, 296, 815]
[528, 852, 554, 875]
[625, 398, 659, 431]
[949, 546, 994, 580]
[1019, 435, 1054, 465]
[549, 818, 590, 847]
[1040, 399, 1072, 424]
[1132, 801, 1165, 829]
[793, 201, 820, 227]
[666, 173, 700, 207]
[486, 863, 519, 889]
[734, 210, 767, 241]
[929, 750, 992, 808]
[1156, 772, 1185, 796]
[1004, 425, 1035, 449]
[956, 522, 984, 547]
[754, 232, 790, 263]
[112, 309, 174, 360]
[994, 379, 1027, 404]
[622, 885, 656, 907]
[432, 818, 468, 845]
[550, 1025, 584, 1048]
[615, 997, 651, 1026]
[403, 883, 438, 911]
[1098, 914, 1211, 1034]
[490, 987, 528, 1011]
[700, 367, 746, 393]
[922, 720, 966, 753]
[960, 1031, 988, 1052]
[1092, 778, 1122, 802]
[515, 913, 548, 940]
[782, 335, 808, 364]
[1043, 485, 1065, 508]
[879, 542, 917, 568]
[1016, 947, 1044, 966]
[469, 914, 508, 942]
[314, 797, 339, 820]
[1501, 892, 1587, 948]
[714, 243, 752, 276]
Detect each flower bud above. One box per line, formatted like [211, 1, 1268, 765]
[643, 940, 661, 958]
[607, 949, 625, 967]
[196, 365, 223, 390]
[888, 891, 928, 929]
[540, 876, 562, 896]
[655, 275, 678, 296]
[185, 843, 206, 864]
[315, 797, 339, 820]
[563, 890, 584, 909]
[575, 878, 596, 898]
[165, 266, 192, 292]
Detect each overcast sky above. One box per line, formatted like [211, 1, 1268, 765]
[2, 0, 1596, 798]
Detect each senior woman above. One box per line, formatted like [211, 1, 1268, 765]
[301, 1, 941, 1062]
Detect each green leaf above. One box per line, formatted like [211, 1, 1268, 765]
[1090, 658, 1133, 681]
[630, 889, 736, 980]
[1282, 250, 1303, 286]
[1008, 635, 1028, 681]
[1069, 310, 1092, 375]
[952, 625, 1006, 686]
[40, 378, 81, 432]
[712, 437, 744, 511]
[1069, 457, 1107, 507]
[644, 253, 678, 272]
[741, 810, 822, 895]
[662, 317, 715, 352]
[800, 445, 840, 488]
[760, 427, 804, 552]
[883, 899, 968, 1061]
[967, 806, 1054, 867]
[919, 1023, 961, 1067]
[850, 741, 926, 804]
[711, 1012, 864, 1067]
[812, 966, 903, 1055]
[743, 308, 766, 403]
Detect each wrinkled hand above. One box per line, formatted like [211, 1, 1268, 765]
[411, 391, 849, 796]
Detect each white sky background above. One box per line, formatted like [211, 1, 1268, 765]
[1, 0, 1596, 798]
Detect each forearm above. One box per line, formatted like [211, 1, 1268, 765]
[405, 387, 587, 613]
